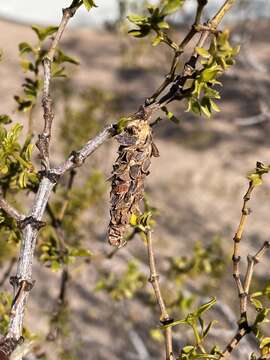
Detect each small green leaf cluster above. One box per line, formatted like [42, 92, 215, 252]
[178, 345, 221, 360]
[16, 26, 79, 112]
[83, 0, 97, 11]
[187, 30, 239, 118]
[128, 0, 184, 47]
[247, 161, 270, 187]
[249, 282, 270, 355]
[161, 297, 220, 359]
[130, 197, 158, 235]
[0, 117, 38, 191]
[0, 210, 21, 244]
[95, 261, 146, 301]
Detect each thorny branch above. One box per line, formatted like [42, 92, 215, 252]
[220, 183, 270, 358]
[36, 0, 83, 170]
[0, 0, 237, 357]
[146, 231, 174, 360]
[147, 0, 236, 106]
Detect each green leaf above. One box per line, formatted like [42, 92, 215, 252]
[161, 0, 185, 15]
[253, 308, 270, 327]
[203, 320, 218, 339]
[157, 21, 169, 30]
[201, 65, 221, 82]
[260, 337, 270, 349]
[56, 49, 80, 65]
[200, 97, 212, 118]
[182, 345, 195, 354]
[128, 30, 143, 37]
[195, 297, 217, 318]
[31, 25, 58, 41]
[0, 115, 12, 124]
[127, 14, 148, 26]
[196, 47, 211, 59]
[210, 99, 220, 113]
[83, 0, 97, 11]
[251, 297, 263, 310]
[160, 318, 187, 329]
[20, 59, 36, 73]
[152, 34, 162, 47]
[18, 42, 33, 55]
[14, 96, 33, 112]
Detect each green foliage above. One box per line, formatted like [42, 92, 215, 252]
[186, 30, 239, 118]
[250, 281, 270, 347]
[128, 1, 183, 48]
[95, 261, 146, 300]
[31, 25, 59, 41]
[0, 120, 38, 191]
[16, 26, 79, 113]
[83, 0, 97, 11]
[129, 197, 158, 235]
[0, 210, 21, 244]
[161, 297, 220, 359]
[247, 161, 270, 187]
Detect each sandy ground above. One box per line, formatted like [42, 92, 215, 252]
[0, 17, 270, 360]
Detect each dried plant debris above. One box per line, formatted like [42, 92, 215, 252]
[108, 111, 159, 247]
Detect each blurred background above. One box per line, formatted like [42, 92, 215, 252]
[0, 1, 270, 359]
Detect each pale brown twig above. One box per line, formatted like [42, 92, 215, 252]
[36, 0, 83, 170]
[232, 181, 254, 316]
[221, 187, 270, 358]
[146, 230, 174, 360]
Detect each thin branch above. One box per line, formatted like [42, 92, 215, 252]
[146, 0, 208, 105]
[243, 241, 270, 295]
[0, 197, 25, 223]
[211, 0, 236, 29]
[53, 125, 116, 176]
[146, 231, 174, 360]
[221, 194, 270, 358]
[232, 181, 254, 316]
[158, 0, 236, 106]
[36, 0, 83, 170]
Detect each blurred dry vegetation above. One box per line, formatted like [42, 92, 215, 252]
[0, 1, 270, 359]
